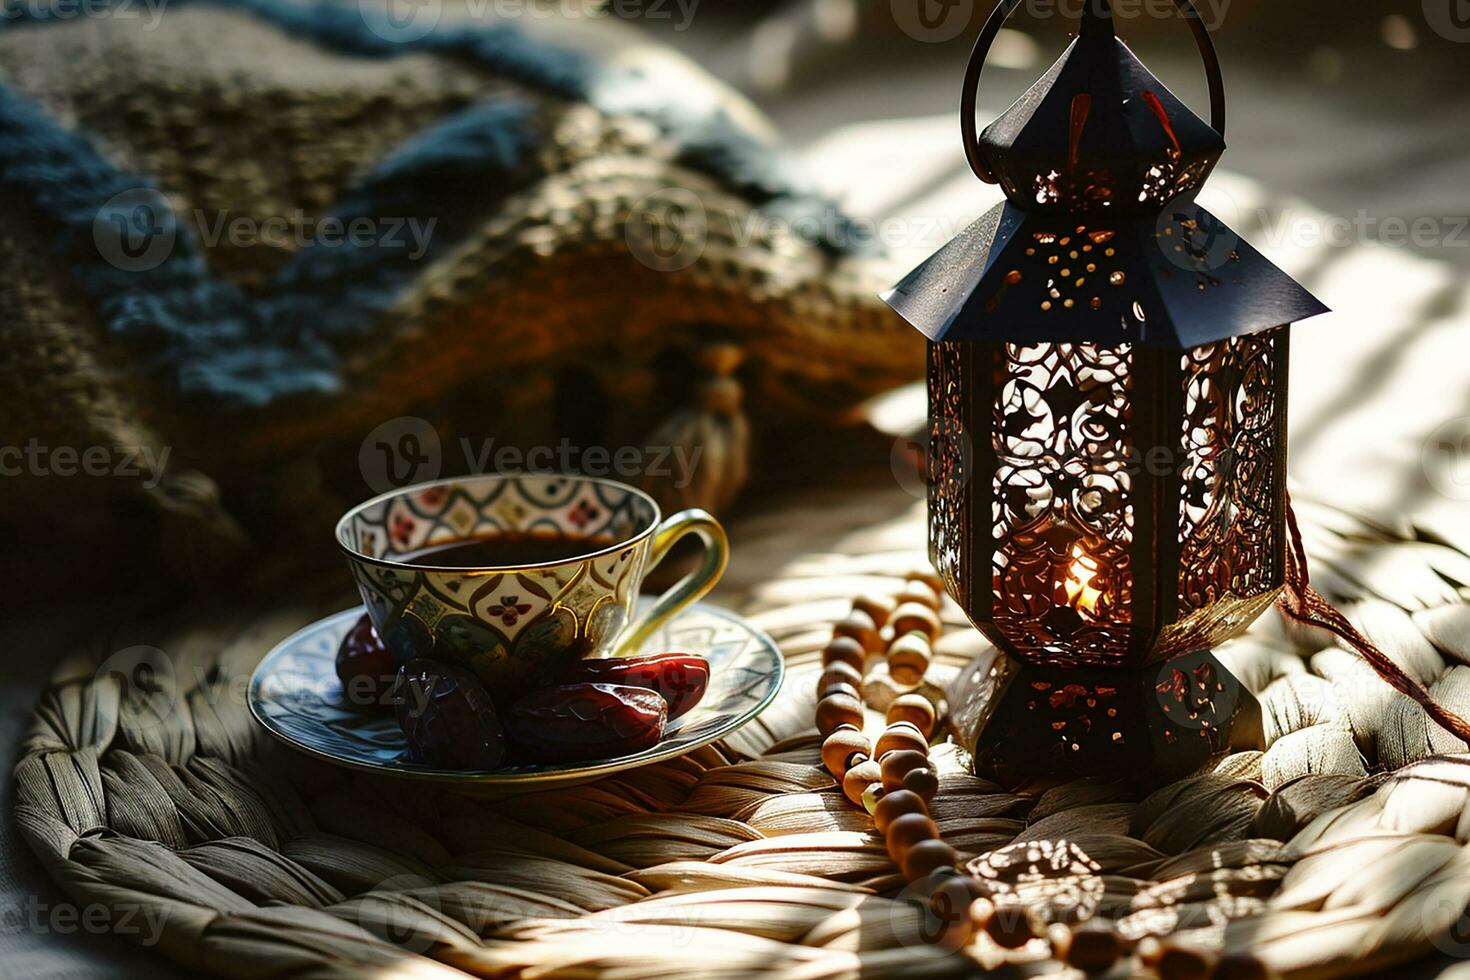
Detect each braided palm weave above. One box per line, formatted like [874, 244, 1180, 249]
[16, 480, 1470, 977]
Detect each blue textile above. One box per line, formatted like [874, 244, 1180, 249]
[0, 0, 856, 408]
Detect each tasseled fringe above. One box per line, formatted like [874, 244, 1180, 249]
[640, 342, 750, 515]
[1278, 493, 1470, 749]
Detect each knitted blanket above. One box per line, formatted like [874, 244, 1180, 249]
[0, 0, 917, 583]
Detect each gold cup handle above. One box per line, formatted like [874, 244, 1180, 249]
[618, 509, 729, 655]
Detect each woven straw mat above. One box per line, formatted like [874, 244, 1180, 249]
[16, 478, 1470, 978]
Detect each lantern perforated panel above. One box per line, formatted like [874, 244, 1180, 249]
[928, 340, 974, 614]
[928, 327, 1289, 668]
[1157, 326, 1289, 655]
[989, 341, 1136, 663]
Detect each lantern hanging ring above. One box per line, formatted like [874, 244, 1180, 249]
[961, 0, 1227, 185]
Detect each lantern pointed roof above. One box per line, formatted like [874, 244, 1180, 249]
[883, 0, 1328, 347]
[882, 198, 1328, 347]
[979, 27, 1226, 215]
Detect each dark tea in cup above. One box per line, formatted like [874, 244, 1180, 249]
[400, 531, 619, 569]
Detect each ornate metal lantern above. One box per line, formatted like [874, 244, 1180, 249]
[884, 0, 1328, 783]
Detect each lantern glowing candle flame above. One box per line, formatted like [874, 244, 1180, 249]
[1064, 544, 1103, 618]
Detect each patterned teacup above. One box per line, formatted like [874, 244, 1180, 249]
[336, 474, 728, 700]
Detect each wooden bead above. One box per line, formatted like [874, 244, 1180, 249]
[931, 872, 987, 903]
[930, 875, 982, 919]
[821, 726, 871, 778]
[1155, 944, 1216, 980]
[1137, 938, 1165, 967]
[890, 602, 941, 641]
[1051, 923, 1121, 974]
[1211, 953, 1272, 980]
[875, 722, 928, 758]
[817, 662, 863, 698]
[873, 788, 927, 834]
[928, 876, 978, 948]
[821, 636, 866, 671]
[885, 693, 936, 736]
[833, 610, 882, 656]
[902, 767, 940, 802]
[906, 568, 945, 595]
[819, 681, 861, 703]
[901, 838, 957, 881]
[860, 781, 885, 815]
[981, 901, 1036, 949]
[852, 594, 896, 629]
[893, 581, 941, 611]
[886, 633, 932, 686]
[815, 693, 864, 736]
[879, 749, 929, 792]
[1045, 924, 1073, 964]
[842, 759, 882, 806]
[969, 896, 994, 930]
[885, 812, 939, 864]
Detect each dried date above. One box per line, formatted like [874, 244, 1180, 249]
[508, 683, 667, 763]
[557, 653, 709, 720]
[335, 615, 398, 711]
[393, 659, 507, 770]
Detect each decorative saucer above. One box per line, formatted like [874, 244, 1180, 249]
[248, 602, 783, 789]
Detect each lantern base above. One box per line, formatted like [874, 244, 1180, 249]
[946, 647, 1263, 788]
